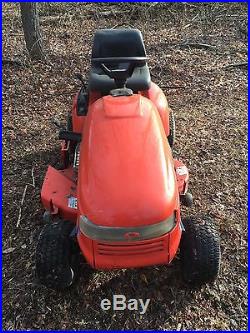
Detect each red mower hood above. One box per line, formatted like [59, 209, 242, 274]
[78, 94, 177, 227]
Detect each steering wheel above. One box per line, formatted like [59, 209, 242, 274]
[100, 63, 133, 81]
[92, 56, 147, 88]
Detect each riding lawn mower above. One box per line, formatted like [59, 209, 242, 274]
[36, 29, 221, 289]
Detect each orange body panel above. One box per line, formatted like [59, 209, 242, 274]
[77, 93, 178, 227]
[41, 82, 188, 270]
[141, 82, 171, 136]
[72, 82, 170, 137]
[41, 166, 78, 222]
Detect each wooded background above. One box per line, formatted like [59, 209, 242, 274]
[2, 2, 247, 330]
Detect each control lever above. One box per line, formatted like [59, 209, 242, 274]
[59, 130, 82, 142]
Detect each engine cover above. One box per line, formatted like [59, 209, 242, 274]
[77, 94, 178, 227]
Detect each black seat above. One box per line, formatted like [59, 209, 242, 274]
[89, 29, 151, 93]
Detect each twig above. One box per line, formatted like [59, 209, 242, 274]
[95, 9, 130, 17]
[40, 90, 77, 96]
[9, 33, 23, 36]
[111, 23, 132, 29]
[161, 85, 186, 89]
[2, 59, 23, 66]
[111, 23, 123, 29]
[224, 62, 248, 69]
[16, 185, 28, 227]
[182, 2, 198, 8]
[20, 185, 28, 207]
[215, 14, 247, 21]
[40, 15, 61, 22]
[176, 323, 182, 331]
[31, 166, 35, 187]
[178, 42, 216, 50]
[145, 2, 160, 12]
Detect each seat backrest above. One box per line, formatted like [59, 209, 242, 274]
[89, 29, 151, 93]
[91, 29, 147, 59]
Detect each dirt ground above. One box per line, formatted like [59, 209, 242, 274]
[2, 3, 248, 331]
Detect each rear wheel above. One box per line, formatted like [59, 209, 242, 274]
[36, 220, 80, 290]
[180, 215, 221, 285]
[167, 110, 175, 148]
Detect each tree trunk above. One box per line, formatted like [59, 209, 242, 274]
[20, 2, 45, 60]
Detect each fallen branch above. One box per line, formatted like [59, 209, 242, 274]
[16, 185, 28, 227]
[224, 62, 248, 69]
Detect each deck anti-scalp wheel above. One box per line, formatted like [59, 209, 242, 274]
[180, 215, 221, 286]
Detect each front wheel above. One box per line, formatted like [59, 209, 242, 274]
[36, 220, 80, 290]
[180, 215, 221, 286]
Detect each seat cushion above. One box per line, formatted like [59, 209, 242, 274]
[89, 65, 151, 93]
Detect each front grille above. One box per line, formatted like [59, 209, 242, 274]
[97, 240, 164, 256]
